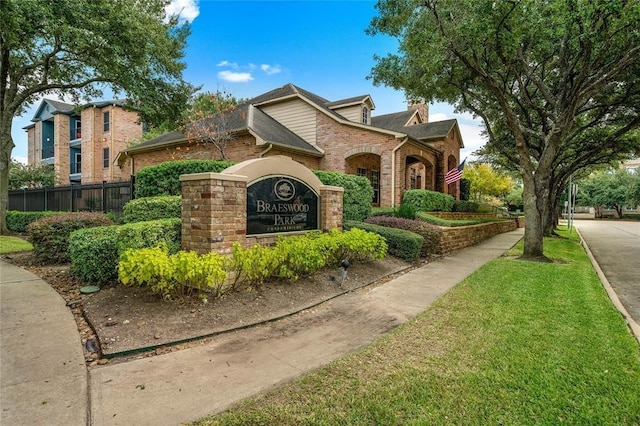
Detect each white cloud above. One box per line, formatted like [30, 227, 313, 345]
[12, 156, 28, 165]
[218, 71, 254, 83]
[165, 0, 199, 24]
[216, 60, 239, 69]
[260, 64, 282, 75]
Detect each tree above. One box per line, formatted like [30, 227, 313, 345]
[462, 163, 514, 204]
[183, 90, 244, 161]
[579, 169, 639, 218]
[368, 0, 640, 260]
[0, 0, 197, 234]
[8, 159, 55, 189]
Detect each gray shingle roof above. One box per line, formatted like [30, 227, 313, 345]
[325, 95, 370, 108]
[43, 99, 75, 114]
[123, 103, 322, 156]
[402, 119, 457, 141]
[371, 110, 417, 130]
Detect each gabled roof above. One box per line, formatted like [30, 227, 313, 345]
[371, 110, 418, 129]
[120, 103, 322, 158]
[31, 99, 76, 121]
[402, 119, 458, 141]
[249, 83, 405, 138]
[325, 95, 375, 110]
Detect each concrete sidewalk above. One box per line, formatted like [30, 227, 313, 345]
[0, 261, 87, 425]
[2, 228, 523, 426]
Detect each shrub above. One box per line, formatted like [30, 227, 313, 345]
[366, 215, 440, 256]
[27, 212, 113, 264]
[314, 170, 373, 221]
[69, 218, 181, 283]
[6, 211, 64, 233]
[135, 159, 234, 197]
[118, 245, 228, 300]
[123, 195, 181, 223]
[403, 189, 454, 212]
[394, 203, 417, 219]
[119, 228, 387, 294]
[344, 220, 423, 261]
[452, 200, 479, 213]
[369, 207, 395, 217]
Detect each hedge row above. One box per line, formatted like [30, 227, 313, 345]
[313, 170, 373, 221]
[343, 220, 423, 261]
[135, 159, 234, 197]
[69, 218, 181, 283]
[6, 211, 65, 233]
[133, 160, 374, 222]
[27, 213, 114, 264]
[366, 215, 440, 257]
[403, 189, 455, 212]
[123, 195, 181, 223]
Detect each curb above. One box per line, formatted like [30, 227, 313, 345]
[575, 227, 640, 346]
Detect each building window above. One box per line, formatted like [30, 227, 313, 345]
[357, 167, 367, 177]
[75, 120, 82, 139]
[103, 111, 110, 132]
[103, 147, 110, 168]
[362, 107, 369, 124]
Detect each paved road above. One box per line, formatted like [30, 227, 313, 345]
[574, 220, 640, 326]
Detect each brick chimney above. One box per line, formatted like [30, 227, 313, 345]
[407, 102, 429, 123]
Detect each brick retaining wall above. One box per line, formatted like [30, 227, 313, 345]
[436, 220, 517, 254]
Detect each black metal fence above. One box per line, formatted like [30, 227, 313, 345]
[8, 180, 135, 216]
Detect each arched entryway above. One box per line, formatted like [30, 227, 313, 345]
[346, 153, 382, 206]
[405, 156, 435, 192]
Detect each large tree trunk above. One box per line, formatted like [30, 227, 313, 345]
[521, 169, 551, 261]
[0, 123, 13, 235]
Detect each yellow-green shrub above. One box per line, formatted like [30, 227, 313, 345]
[118, 245, 227, 300]
[119, 228, 387, 297]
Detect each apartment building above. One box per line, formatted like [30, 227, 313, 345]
[25, 99, 143, 185]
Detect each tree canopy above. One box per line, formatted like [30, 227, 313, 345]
[368, 0, 640, 260]
[579, 169, 640, 218]
[0, 0, 197, 233]
[8, 160, 55, 189]
[462, 163, 514, 204]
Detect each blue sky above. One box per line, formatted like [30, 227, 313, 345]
[11, 0, 485, 163]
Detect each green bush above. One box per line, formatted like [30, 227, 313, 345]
[69, 218, 181, 283]
[366, 215, 440, 256]
[344, 220, 423, 261]
[6, 211, 64, 233]
[27, 212, 113, 264]
[118, 245, 228, 300]
[452, 200, 479, 213]
[119, 228, 387, 294]
[135, 159, 234, 197]
[314, 170, 373, 221]
[394, 203, 417, 219]
[403, 189, 454, 212]
[369, 207, 395, 217]
[123, 195, 181, 223]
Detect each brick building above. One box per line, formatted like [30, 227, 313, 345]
[25, 99, 142, 185]
[116, 84, 463, 207]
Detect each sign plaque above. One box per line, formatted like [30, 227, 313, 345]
[247, 176, 319, 235]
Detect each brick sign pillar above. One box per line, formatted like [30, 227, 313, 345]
[180, 173, 248, 254]
[180, 156, 344, 255]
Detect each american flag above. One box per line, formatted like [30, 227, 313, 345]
[445, 159, 466, 185]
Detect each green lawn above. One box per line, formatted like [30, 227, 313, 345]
[194, 228, 640, 425]
[0, 236, 32, 254]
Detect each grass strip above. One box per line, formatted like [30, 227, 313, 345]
[0, 236, 33, 254]
[193, 227, 640, 425]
